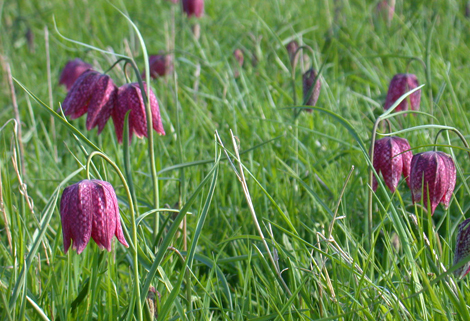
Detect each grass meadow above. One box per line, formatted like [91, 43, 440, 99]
[2, 0, 470, 319]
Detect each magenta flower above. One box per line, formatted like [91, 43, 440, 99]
[454, 218, 470, 278]
[60, 179, 128, 254]
[112, 82, 165, 143]
[182, 0, 204, 18]
[410, 151, 456, 215]
[373, 136, 412, 192]
[142, 54, 174, 79]
[61, 70, 117, 134]
[384, 74, 421, 111]
[303, 68, 321, 110]
[59, 58, 93, 91]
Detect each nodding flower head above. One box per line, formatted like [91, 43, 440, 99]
[302, 68, 321, 110]
[410, 151, 456, 215]
[373, 136, 412, 192]
[286, 40, 299, 67]
[59, 58, 93, 91]
[60, 179, 128, 254]
[454, 218, 470, 279]
[182, 0, 204, 18]
[142, 54, 174, 79]
[61, 70, 117, 134]
[384, 73, 421, 112]
[376, 0, 396, 23]
[112, 82, 165, 143]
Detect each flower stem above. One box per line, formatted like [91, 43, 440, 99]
[86, 151, 142, 321]
[433, 128, 470, 159]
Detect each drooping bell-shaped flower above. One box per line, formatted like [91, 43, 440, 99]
[233, 49, 244, 78]
[233, 49, 244, 67]
[112, 82, 165, 143]
[384, 73, 421, 111]
[302, 68, 321, 110]
[454, 218, 470, 278]
[60, 179, 129, 254]
[182, 0, 204, 18]
[59, 58, 93, 90]
[286, 40, 299, 67]
[373, 136, 412, 192]
[410, 151, 456, 215]
[142, 54, 174, 79]
[61, 70, 117, 134]
[376, 0, 395, 23]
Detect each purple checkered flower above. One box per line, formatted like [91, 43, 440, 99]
[454, 218, 470, 278]
[384, 74, 421, 111]
[410, 151, 456, 215]
[112, 82, 165, 143]
[303, 68, 321, 110]
[142, 54, 174, 79]
[286, 40, 299, 67]
[61, 70, 117, 134]
[60, 179, 128, 254]
[59, 58, 93, 91]
[373, 136, 412, 192]
[182, 0, 204, 18]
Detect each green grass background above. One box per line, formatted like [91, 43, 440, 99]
[2, 0, 470, 319]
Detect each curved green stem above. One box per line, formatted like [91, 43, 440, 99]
[119, 57, 161, 239]
[85, 151, 142, 321]
[367, 117, 393, 250]
[433, 128, 470, 159]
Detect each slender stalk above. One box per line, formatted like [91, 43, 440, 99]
[367, 117, 383, 250]
[44, 26, 57, 162]
[433, 128, 470, 159]
[85, 151, 142, 321]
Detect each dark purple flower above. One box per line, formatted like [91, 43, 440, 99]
[61, 70, 117, 134]
[454, 218, 470, 278]
[302, 68, 321, 110]
[59, 58, 93, 90]
[60, 179, 128, 254]
[182, 0, 204, 18]
[373, 136, 412, 192]
[410, 151, 456, 215]
[112, 82, 165, 143]
[384, 74, 421, 111]
[286, 40, 299, 67]
[142, 54, 174, 79]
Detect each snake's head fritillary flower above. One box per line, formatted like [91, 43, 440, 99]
[454, 219, 470, 278]
[372, 136, 412, 192]
[142, 54, 174, 79]
[410, 151, 456, 215]
[60, 179, 128, 254]
[182, 0, 204, 18]
[376, 0, 395, 23]
[286, 40, 299, 67]
[302, 68, 321, 111]
[384, 73, 421, 112]
[61, 70, 117, 134]
[234, 49, 244, 67]
[112, 82, 165, 143]
[59, 58, 93, 90]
